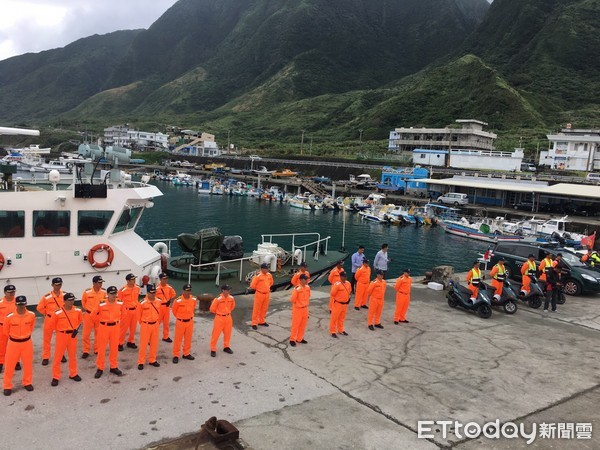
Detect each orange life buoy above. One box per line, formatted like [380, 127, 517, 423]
[88, 244, 114, 269]
[0, 252, 4, 272]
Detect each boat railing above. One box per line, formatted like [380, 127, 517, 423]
[261, 232, 330, 262]
[187, 255, 256, 286]
[146, 238, 178, 255]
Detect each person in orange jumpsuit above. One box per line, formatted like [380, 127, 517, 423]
[289, 274, 311, 346]
[137, 284, 161, 370]
[520, 254, 537, 295]
[209, 284, 236, 357]
[3, 295, 35, 396]
[172, 283, 197, 363]
[489, 258, 507, 301]
[327, 260, 344, 312]
[367, 270, 387, 330]
[156, 273, 176, 342]
[249, 263, 274, 329]
[50, 292, 83, 386]
[36, 277, 65, 365]
[538, 253, 554, 284]
[0, 285, 17, 373]
[329, 271, 351, 337]
[291, 262, 310, 287]
[466, 261, 483, 302]
[394, 268, 412, 324]
[93, 286, 124, 378]
[118, 273, 140, 351]
[81, 275, 106, 359]
[354, 259, 371, 310]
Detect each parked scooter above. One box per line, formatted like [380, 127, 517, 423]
[446, 279, 493, 319]
[516, 275, 545, 309]
[484, 280, 518, 314]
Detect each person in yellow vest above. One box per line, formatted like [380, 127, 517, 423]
[466, 261, 482, 303]
[393, 268, 412, 324]
[489, 258, 507, 301]
[538, 253, 554, 284]
[520, 254, 537, 296]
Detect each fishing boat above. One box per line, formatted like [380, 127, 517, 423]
[272, 169, 298, 178]
[197, 179, 212, 195]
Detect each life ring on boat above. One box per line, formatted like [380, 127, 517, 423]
[87, 244, 114, 269]
[66, 162, 73, 169]
[0, 252, 4, 272]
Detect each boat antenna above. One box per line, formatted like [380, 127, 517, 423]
[341, 205, 346, 252]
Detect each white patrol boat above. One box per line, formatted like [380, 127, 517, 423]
[0, 127, 163, 304]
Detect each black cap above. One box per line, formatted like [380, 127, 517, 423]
[15, 295, 27, 305]
[403, 268, 411, 273]
[299, 274, 308, 280]
[557, 253, 563, 257]
[300, 262, 307, 267]
[498, 257, 505, 262]
[376, 269, 384, 276]
[106, 286, 118, 295]
[260, 263, 269, 269]
[158, 273, 168, 279]
[221, 284, 231, 291]
[473, 260, 480, 266]
[64, 292, 76, 301]
[339, 271, 347, 278]
[3, 285, 16, 293]
[362, 259, 369, 264]
[528, 254, 535, 258]
[125, 273, 136, 281]
[92, 275, 104, 283]
[337, 260, 344, 265]
[52, 277, 63, 285]
[147, 284, 157, 293]
[182, 284, 192, 291]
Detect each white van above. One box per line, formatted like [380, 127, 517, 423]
[437, 192, 469, 206]
[586, 173, 600, 184]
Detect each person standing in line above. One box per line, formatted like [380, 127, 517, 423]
[289, 274, 311, 347]
[118, 273, 140, 351]
[209, 285, 235, 357]
[0, 285, 17, 373]
[353, 259, 371, 310]
[3, 295, 35, 396]
[156, 273, 176, 343]
[37, 277, 65, 365]
[172, 284, 197, 363]
[367, 270, 387, 330]
[327, 260, 344, 313]
[249, 263, 274, 330]
[373, 244, 391, 278]
[81, 275, 106, 359]
[50, 293, 83, 386]
[350, 246, 365, 293]
[393, 269, 412, 324]
[329, 272, 351, 338]
[93, 286, 124, 378]
[137, 284, 161, 370]
[291, 262, 310, 286]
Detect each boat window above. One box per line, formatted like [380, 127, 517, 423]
[33, 211, 70, 236]
[113, 206, 143, 233]
[0, 211, 25, 238]
[78, 210, 114, 235]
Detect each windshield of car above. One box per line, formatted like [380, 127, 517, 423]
[555, 251, 585, 267]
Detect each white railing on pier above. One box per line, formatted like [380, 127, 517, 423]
[187, 255, 255, 286]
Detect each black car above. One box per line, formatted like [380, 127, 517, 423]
[511, 201, 534, 211]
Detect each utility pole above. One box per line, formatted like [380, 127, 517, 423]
[359, 129, 363, 142]
[309, 136, 313, 156]
[300, 130, 305, 156]
[227, 130, 230, 153]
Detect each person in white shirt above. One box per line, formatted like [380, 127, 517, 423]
[373, 243, 391, 277]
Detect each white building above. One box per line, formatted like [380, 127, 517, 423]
[541, 127, 600, 171]
[412, 148, 524, 171]
[172, 132, 220, 157]
[389, 119, 497, 153]
[103, 126, 168, 151]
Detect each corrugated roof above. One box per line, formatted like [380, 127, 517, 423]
[543, 183, 600, 199]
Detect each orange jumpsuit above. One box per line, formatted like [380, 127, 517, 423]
[250, 271, 273, 326]
[172, 294, 197, 357]
[329, 280, 351, 334]
[137, 298, 160, 364]
[94, 300, 123, 370]
[156, 283, 176, 340]
[50, 307, 82, 380]
[367, 278, 386, 326]
[520, 260, 537, 294]
[118, 284, 140, 346]
[539, 257, 553, 283]
[489, 264, 507, 299]
[393, 274, 412, 322]
[3, 310, 35, 390]
[81, 287, 106, 354]
[209, 294, 235, 351]
[328, 267, 342, 311]
[0, 297, 16, 366]
[36, 290, 64, 360]
[290, 285, 311, 342]
[354, 265, 371, 308]
[466, 268, 482, 300]
[291, 270, 310, 287]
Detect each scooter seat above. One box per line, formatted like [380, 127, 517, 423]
[455, 284, 473, 296]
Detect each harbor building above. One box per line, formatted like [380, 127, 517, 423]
[388, 119, 497, 154]
[413, 148, 524, 171]
[540, 126, 600, 171]
[103, 125, 168, 151]
[170, 131, 220, 157]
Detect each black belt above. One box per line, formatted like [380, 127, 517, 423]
[127, 307, 137, 310]
[47, 314, 53, 318]
[335, 300, 350, 305]
[256, 291, 269, 294]
[10, 336, 31, 342]
[142, 321, 157, 325]
[217, 314, 230, 316]
[59, 330, 74, 333]
[84, 309, 92, 314]
[177, 318, 192, 322]
[295, 305, 308, 308]
[100, 322, 118, 326]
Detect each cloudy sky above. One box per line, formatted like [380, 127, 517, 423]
[0, 0, 179, 61]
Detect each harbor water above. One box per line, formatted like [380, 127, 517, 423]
[137, 181, 486, 277]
